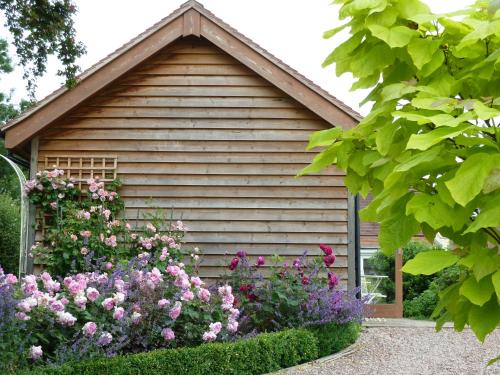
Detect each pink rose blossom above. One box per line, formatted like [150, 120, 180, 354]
[80, 247, 89, 255]
[113, 292, 126, 305]
[29, 345, 43, 360]
[82, 322, 97, 336]
[209, 322, 222, 335]
[181, 290, 194, 301]
[197, 288, 211, 303]
[60, 297, 69, 305]
[202, 331, 217, 342]
[5, 273, 17, 284]
[49, 300, 64, 312]
[105, 262, 113, 270]
[227, 320, 239, 333]
[190, 276, 203, 287]
[113, 306, 125, 320]
[86, 287, 100, 301]
[15, 311, 30, 321]
[161, 327, 175, 341]
[56, 311, 77, 326]
[102, 297, 115, 311]
[256, 256, 265, 267]
[169, 302, 182, 320]
[70, 234, 78, 241]
[158, 299, 170, 309]
[74, 294, 88, 309]
[166, 265, 180, 277]
[83, 211, 91, 220]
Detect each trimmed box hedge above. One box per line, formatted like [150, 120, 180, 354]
[305, 322, 361, 357]
[20, 323, 360, 375]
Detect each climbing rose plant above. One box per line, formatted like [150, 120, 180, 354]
[301, 0, 500, 343]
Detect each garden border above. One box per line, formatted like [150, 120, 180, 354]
[19, 323, 360, 375]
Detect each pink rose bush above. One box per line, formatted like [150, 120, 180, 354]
[24, 169, 200, 277]
[0, 249, 239, 369]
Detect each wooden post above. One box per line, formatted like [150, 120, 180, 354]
[394, 248, 404, 316]
[347, 191, 356, 290]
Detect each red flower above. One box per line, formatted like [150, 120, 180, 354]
[319, 244, 333, 256]
[301, 276, 310, 285]
[247, 293, 257, 302]
[239, 284, 254, 293]
[323, 254, 336, 267]
[328, 272, 339, 288]
[256, 256, 265, 267]
[229, 257, 239, 271]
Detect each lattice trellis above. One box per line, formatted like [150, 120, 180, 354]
[44, 156, 118, 191]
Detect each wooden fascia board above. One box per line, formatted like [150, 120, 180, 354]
[5, 17, 183, 150]
[199, 15, 357, 130]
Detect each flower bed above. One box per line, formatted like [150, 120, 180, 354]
[0, 169, 364, 374]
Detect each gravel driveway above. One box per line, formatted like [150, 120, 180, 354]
[275, 326, 500, 375]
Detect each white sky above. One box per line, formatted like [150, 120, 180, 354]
[0, 0, 472, 116]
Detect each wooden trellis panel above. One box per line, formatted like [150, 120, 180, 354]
[44, 156, 117, 191]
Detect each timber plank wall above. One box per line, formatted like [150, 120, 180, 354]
[37, 38, 348, 282]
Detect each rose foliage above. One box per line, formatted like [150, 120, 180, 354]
[301, 0, 500, 343]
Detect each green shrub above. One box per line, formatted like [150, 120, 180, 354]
[305, 322, 360, 357]
[0, 194, 20, 274]
[368, 241, 464, 319]
[19, 329, 319, 375]
[403, 289, 439, 320]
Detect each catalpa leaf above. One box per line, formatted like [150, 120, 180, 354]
[459, 248, 500, 281]
[406, 193, 465, 230]
[473, 100, 500, 120]
[323, 24, 348, 39]
[379, 210, 420, 256]
[407, 38, 441, 69]
[406, 124, 471, 151]
[445, 153, 500, 206]
[402, 250, 459, 275]
[381, 83, 418, 101]
[306, 127, 342, 150]
[459, 275, 495, 306]
[468, 298, 500, 342]
[464, 194, 500, 233]
[492, 270, 500, 299]
[368, 24, 417, 48]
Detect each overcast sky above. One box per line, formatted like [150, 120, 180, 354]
[0, 0, 472, 115]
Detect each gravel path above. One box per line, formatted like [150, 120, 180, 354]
[276, 327, 500, 375]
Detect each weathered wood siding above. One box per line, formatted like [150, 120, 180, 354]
[37, 38, 348, 282]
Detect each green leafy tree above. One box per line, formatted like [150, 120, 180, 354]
[302, 0, 500, 343]
[0, 0, 85, 95]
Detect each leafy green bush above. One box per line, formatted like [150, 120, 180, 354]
[305, 322, 360, 357]
[367, 241, 464, 319]
[18, 329, 319, 375]
[0, 194, 20, 274]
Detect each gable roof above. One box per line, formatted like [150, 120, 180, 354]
[3, 0, 361, 153]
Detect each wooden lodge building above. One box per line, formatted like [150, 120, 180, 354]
[2, 1, 370, 291]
